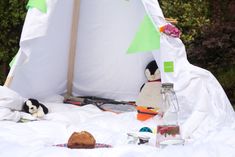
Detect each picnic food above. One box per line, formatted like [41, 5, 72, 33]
[67, 131, 96, 149]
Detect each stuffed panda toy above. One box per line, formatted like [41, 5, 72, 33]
[22, 98, 49, 118]
[136, 60, 163, 109]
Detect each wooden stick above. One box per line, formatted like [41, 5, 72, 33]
[165, 18, 178, 24]
[66, 0, 81, 97]
[4, 76, 13, 87]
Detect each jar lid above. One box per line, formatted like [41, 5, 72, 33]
[161, 83, 174, 88]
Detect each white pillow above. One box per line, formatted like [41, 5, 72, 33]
[0, 86, 26, 111]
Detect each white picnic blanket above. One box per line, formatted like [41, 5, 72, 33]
[0, 91, 235, 157]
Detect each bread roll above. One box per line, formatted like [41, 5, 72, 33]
[67, 131, 96, 149]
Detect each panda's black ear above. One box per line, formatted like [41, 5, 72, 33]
[22, 102, 29, 113]
[28, 98, 39, 103]
[40, 103, 49, 114]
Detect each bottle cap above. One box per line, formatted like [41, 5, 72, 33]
[161, 83, 174, 88]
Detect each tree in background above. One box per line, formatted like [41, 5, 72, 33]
[0, 0, 27, 84]
[187, 0, 235, 105]
[159, 0, 210, 44]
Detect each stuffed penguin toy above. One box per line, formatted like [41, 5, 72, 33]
[136, 60, 163, 109]
[22, 98, 49, 118]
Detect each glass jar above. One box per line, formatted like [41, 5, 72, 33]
[156, 83, 183, 147]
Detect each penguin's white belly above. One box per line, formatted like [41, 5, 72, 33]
[136, 82, 163, 108]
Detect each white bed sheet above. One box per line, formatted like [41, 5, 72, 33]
[1, 102, 235, 157]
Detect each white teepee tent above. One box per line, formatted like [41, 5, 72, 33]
[5, 0, 161, 101]
[3, 0, 235, 138]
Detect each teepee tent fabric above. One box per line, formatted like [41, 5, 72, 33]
[6, 0, 155, 100]
[4, 0, 235, 138]
[142, 0, 235, 138]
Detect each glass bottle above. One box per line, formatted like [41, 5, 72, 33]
[156, 83, 183, 147]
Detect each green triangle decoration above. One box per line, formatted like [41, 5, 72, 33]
[27, 0, 47, 13]
[127, 15, 160, 54]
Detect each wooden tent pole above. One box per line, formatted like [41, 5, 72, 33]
[66, 0, 81, 97]
[4, 76, 13, 87]
[4, 62, 15, 87]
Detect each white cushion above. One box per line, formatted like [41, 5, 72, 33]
[0, 86, 26, 110]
